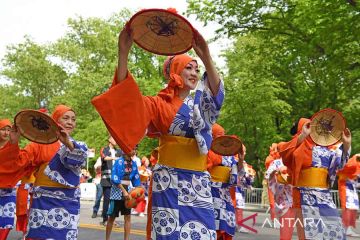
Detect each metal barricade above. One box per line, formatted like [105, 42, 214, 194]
[243, 187, 358, 209]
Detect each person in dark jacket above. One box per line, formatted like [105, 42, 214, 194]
[100, 136, 123, 225]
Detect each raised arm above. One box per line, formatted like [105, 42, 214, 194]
[117, 25, 134, 84]
[192, 30, 220, 96]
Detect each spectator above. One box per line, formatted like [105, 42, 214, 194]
[100, 136, 123, 226]
[80, 168, 92, 183]
[135, 156, 152, 217]
[92, 157, 103, 218]
[106, 151, 141, 240]
[131, 149, 141, 167]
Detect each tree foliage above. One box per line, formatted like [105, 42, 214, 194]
[2, 38, 68, 108]
[188, 0, 360, 183]
[1, 9, 165, 171]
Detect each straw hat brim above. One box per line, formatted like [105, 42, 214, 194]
[310, 108, 346, 146]
[211, 135, 242, 156]
[128, 8, 194, 56]
[14, 110, 59, 144]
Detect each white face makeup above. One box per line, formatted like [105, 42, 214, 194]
[180, 61, 200, 91]
[58, 111, 76, 134]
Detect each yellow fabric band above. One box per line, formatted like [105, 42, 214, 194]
[276, 173, 289, 184]
[296, 167, 328, 188]
[208, 166, 231, 183]
[21, 174, 35, 184]
[34, 163, 73, 188]
[158, 135, 207, 172]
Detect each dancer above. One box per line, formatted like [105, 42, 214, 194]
[0, 119, 17, 240]
[207, 123, 244, 239]
[265, 143, 294, 239]
[337, 154, 360, 237]
[92, 21, 224, 239]
[9, 105, 87, 240]
[234, 145, 255, 233]
[278, 117, 351, 239]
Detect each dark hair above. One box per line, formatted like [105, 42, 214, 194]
[290, 120, 299, 136]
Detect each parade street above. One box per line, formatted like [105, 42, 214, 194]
[6, 200, 360, 240]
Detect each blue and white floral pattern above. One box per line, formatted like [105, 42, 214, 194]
[27, 187, 80, 240]
[345, 178, 359, 209]
[298, 145, 350, 240]
[211, 155, 238, 236]
[45, 140, 88, 187]
[0, 188, 16, 229]
[266, 159, 293, 217]
[151, 74, 224, 239]
[26, 140, 86, 240]
[168, 74, 224, 155]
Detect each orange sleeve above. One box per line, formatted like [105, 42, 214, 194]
[0, 142, 21, 173]
[278, 137, 298, 171]
[338, 156, 359, 179]
[338, 179, 347, 209]
[16, 183, 29, 216]
[92, 71, 152, 153]
[278, 136, 313, 186]
[0, 142, 36, 187]
[92, 70, 182, 154]
[21, 142, 41, 166]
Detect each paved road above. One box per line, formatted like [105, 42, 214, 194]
[7, 201, 360, 239]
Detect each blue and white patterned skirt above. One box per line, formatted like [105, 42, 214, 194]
[211, 182, 236, 236]
[26, 186, 81, 240]
[299, 187, 345, 240]
[150, 164, 216, 239]
[0, 188, 16, 229]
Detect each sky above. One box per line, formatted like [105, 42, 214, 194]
[0, 0, 231, 84]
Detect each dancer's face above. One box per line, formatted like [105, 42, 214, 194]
[181, 61, 200, 90]
[58, 111, 76, 134]
[0, 126, 10, 141]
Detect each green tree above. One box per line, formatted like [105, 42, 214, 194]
[1, 37, 68, 108]
[187, 0, 360, 184]
[0, 9, 166, 171]
[49, 10, 166, 165]
[218, 34, 292, 183]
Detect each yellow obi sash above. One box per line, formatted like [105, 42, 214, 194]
[21, 173, 35, 184]
[158, 135, 207, 172]
[34, 163, 73, 188]
[276, 173, 290, 185]
[296, 167, 328, 188]
[208, 166, 231, 183]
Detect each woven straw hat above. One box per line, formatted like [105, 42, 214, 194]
[14, 110, 58, 144]
[211, 135, 243, 156]
[310, 108, 346, 146]
[128, 8, 194, 55]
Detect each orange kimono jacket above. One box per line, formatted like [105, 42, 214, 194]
[337, 155, 360, 209]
